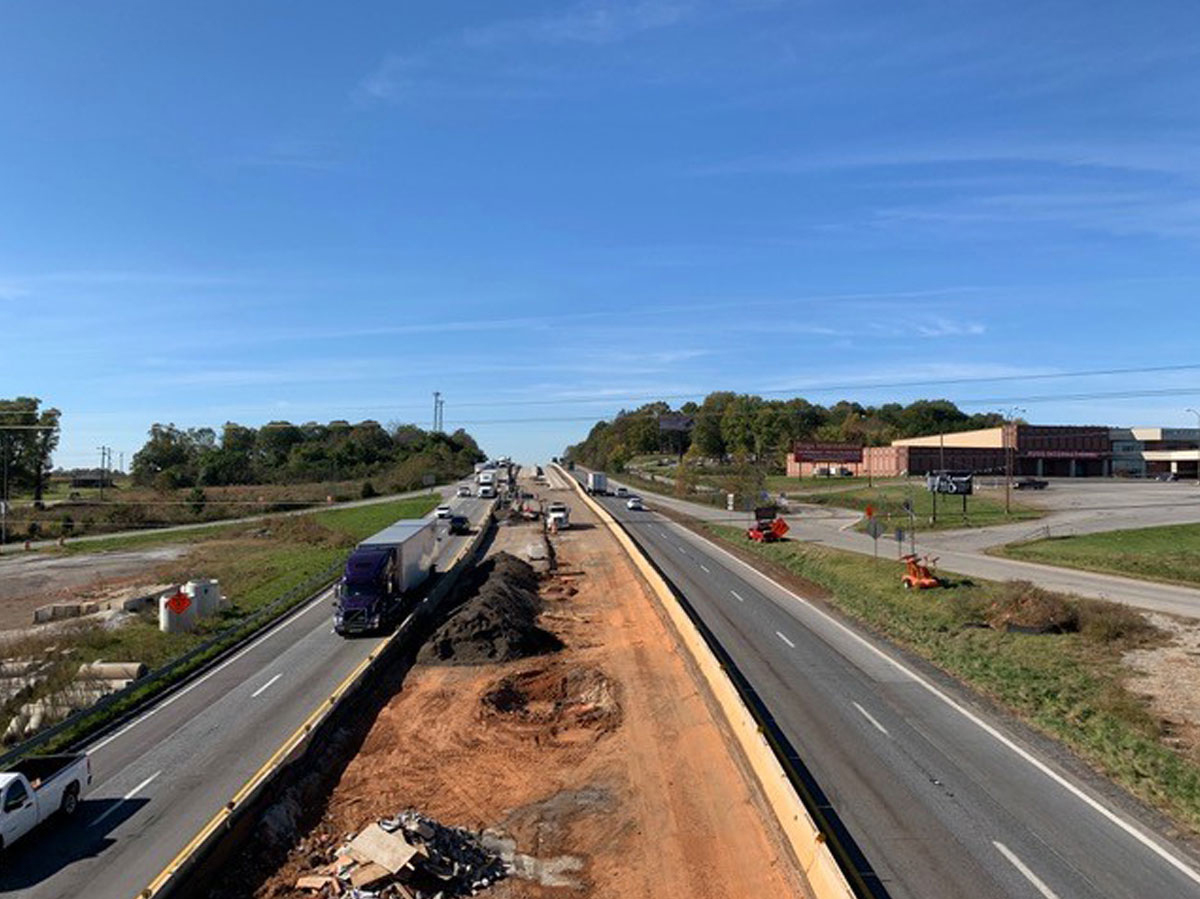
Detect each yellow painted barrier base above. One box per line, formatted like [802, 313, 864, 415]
[559, 469, 856, 899]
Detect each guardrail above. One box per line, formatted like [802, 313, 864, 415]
[0, 561, 345, 767]
[143, 506, 496, 899]
[556, 465, 874, 899]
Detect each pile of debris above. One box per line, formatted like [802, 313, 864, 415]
[296, 811, 506, 898]
[420, 554, 562, 665]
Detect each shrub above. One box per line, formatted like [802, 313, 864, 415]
[360, 480, 378, 499]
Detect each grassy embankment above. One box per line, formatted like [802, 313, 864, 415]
[2, 476, 432, 543]
[999, 523, 1200, 589]
[4, 495, 438, 750]
[694, 519, 1200, 831]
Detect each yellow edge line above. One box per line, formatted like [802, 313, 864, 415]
[137, 536, 482, 899]
[140, 635, 389, 897]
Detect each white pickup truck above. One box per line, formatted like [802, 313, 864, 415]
[0, 754, 91, 849]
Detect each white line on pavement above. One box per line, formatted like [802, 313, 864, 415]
[699, 564, 710, 573]
[852, 701, 890, 736]
[684, 527, 1200, 887]
[251, 673, 283, 698]
[88, 589, 331, 755]
[994, 841, 1062, 899]
[731, 590, 745, 602]
[90, 770, 161, 828]
[776, 631, 795, 649]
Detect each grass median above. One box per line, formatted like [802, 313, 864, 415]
[998, 523, 1200, 589]
[683, 517, 1200, 833]
[4, 495, 439, 754]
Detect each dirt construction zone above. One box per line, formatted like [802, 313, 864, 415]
[248, 474, 807, 898]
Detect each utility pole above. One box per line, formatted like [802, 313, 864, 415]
[1188, 409, 1200, 485]
[998, 407, 1025, 515]
[1, 436, 7, 552]
[432, 392, 445, 433]
[97, 446, 110, 501]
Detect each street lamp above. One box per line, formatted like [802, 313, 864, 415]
[998, 406, 1026, 515]
[1187, 409, 1200, 485]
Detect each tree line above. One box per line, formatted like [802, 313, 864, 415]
[131, 420, 485, 489]
[564, 393, 1003, 472]
[0, 397, 61, 502]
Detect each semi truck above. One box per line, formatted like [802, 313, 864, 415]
[586, 472, 608, 495]
[334, 519, 435, 636]
[477, 469, 495, 487]
[0, 754, 91, 850]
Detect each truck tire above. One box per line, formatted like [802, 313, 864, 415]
[60, 783, 80, 817]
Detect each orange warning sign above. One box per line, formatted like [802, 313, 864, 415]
[165, 591, 191, 615]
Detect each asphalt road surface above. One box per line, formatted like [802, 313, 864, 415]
[578, 478, 1200, 899]
[628, 484, 1200, 618]
[0, 488, 490, 899]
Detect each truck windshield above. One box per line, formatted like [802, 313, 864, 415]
[341, 584, 381, 599]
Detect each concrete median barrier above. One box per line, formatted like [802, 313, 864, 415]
[557, 466, 859, 899]
[142, 506, 496, 899]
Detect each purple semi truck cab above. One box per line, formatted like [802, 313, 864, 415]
[333, 518, 436, 635]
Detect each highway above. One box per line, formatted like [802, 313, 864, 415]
[0, 488, 491, 899]
[630, 485, 1200, 618]
[575, 475, 1200, 899]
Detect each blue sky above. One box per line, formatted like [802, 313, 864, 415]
[2, 0, 1199, 467]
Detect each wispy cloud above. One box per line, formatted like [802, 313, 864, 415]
[462, 0, 694, 48]
[693, 137, 1200, 182]
[224, 138, 341, 172]
[353, 1, 698, 105]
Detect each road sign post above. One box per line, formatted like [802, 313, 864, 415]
[865, 506, 882, 562]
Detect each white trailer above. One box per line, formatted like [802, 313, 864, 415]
[586, 472, 608, 495]
[357, 519, 436, 593]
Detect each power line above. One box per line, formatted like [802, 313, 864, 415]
[3, 361, 1200, 419]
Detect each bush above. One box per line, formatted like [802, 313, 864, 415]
[986, 581, 1078, 633]
[1078, 600, 1157, 646]
[360, 480, 378, 499]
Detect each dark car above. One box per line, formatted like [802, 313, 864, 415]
[1014, 477, 1049, 490]
[448, 514, 471, 535]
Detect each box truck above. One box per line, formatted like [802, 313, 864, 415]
[334, 519, 435, 636]
[586, 472, 608, 496]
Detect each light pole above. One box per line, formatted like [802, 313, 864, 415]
[1188, 409, 1200, 485]
[998, 407, 1026, 515]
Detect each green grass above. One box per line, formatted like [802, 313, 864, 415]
[700, 522, 1200, 833]
[786, 482, 1042, 531]
[999, 523, 1200, 589]
[4, 495, 438, 753]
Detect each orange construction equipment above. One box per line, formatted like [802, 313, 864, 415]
[900, 553, 945, 589]
[747, 506, 790, 543]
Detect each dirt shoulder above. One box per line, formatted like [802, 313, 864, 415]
[252, 482, 807, 898]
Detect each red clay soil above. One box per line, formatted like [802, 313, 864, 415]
[255, 492, 808, 898]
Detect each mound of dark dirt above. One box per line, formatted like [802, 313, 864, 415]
[421, 553, 563, 665]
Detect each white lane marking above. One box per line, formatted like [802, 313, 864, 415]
[251, 673, 283, 698]
[699, 564, 710, 573]
[852, 701, 890, 736]
[775, 631, 795, 649]
[677, 545, 687, 554]
[731, 590, 745, 603]
[994, 841, 1062, 899]
[88, 588, 331, 754]
[90, 770, 161, 828]
[677, 526, 1200, 887]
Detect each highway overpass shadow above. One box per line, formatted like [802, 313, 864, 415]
[0, 797, 149, 889]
